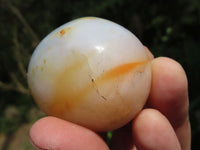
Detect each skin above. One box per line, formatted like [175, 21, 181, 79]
[29, 48, 191, 150]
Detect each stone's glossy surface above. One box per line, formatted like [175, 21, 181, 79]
[27, 17, 151, 131]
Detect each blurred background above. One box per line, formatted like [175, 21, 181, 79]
[0, 0, 199, 149]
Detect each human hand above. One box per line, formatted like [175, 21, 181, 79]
[29, 49, 191, 150]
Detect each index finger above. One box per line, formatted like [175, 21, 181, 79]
[148, 57, 191, 150]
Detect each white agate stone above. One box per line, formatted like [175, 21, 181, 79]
[27, 17, 151, 131]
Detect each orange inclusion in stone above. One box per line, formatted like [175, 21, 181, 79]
[59, 27, 72, 37]
[47, 60, 148, 118]
[98, 61, 147, 81]
[59, 29, 66, 36]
